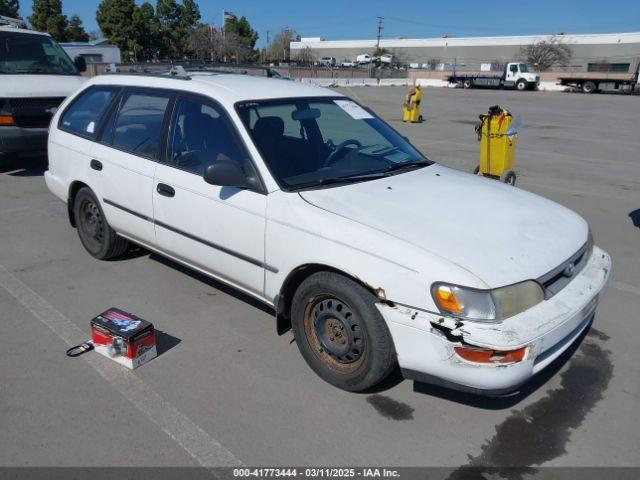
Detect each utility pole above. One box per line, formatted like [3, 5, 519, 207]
[376, 17, 384, 49]
[266, 30, 271, 44]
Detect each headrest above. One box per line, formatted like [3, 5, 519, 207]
[253, 116, 284, 139]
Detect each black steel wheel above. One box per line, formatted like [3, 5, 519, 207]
[291, 272, 397, 391]
[73, 187, 129, 260]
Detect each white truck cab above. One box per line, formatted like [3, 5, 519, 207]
[0, 25, 87, 157]
[504, 62, 540, 89]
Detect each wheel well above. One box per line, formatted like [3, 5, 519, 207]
[275, 264, 385, 335]
[67, 181, 89, 227]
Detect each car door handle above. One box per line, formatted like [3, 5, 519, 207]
[156, 183, 175, 198]
[90, 159, 103, 171]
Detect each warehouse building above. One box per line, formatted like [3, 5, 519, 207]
[290, 32, 640, 72]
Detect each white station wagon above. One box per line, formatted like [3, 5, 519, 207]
[45, 71, 611, 394]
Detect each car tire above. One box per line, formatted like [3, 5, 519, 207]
[463, 79, 473, 89]
[516, 79, 528, 91]
[291, 271, 397, 392]
[73, 187, 129, 260]
[582, 81, 597, 94]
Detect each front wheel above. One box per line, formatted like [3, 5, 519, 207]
[516, 79, 528, 91]
[582, 81, 597, 94]
[291, 272, 397, 392]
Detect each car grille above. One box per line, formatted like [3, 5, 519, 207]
[9, 97, 65, 128]
[537, 235, 593, 299]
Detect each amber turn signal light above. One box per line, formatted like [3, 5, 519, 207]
[433, 285, 463, 314]
[0, 114, 15, 126]
[454, 345, 527, 364]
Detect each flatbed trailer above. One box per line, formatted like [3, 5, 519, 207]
[557, 67, 639, 93]
[448, 63, 540, 91]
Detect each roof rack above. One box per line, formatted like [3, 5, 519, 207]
[102, 62, 286, 80]
[104, 64, 192, 80]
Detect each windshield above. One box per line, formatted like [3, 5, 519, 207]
[0, 31, 78, 75]
[236, 97, 432, 190]
[519, 64, 529, 73]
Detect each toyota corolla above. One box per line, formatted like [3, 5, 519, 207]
[44, 72, 611, 394]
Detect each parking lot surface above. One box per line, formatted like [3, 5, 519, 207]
[1, 87, 639, 469]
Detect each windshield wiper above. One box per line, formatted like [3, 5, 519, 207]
[382, 160, 430, 174]
[294, 172, 388, 190]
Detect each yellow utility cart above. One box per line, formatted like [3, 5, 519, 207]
[474, 105, 520, 185]
[402, 85, 423, 123]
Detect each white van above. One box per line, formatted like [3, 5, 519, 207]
[356, 54, 371, 64]
[0, 26, 87, 157]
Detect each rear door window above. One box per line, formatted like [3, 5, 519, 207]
[108, 90, 172, 160]
[59, 86, 119, 139]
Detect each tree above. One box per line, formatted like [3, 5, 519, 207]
[265, 28, 296, 62]
[154, 0, 199, 59]
[29, 0, 68, 41]
[519, 35, 572, 71]
[96, 0, 141, 60]
[224, 15, 258, 56]
[293, 45, 314, 66]
[0, 0, 20, 18]
[65, 14, 89, 42]
[133, 2, 159, 60]
[187, 23, 223, 62]
[372, 47, 388, 57]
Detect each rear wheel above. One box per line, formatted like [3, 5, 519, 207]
[74, 187, 129, 260]
[463, 79, 473, 89]
[582, 81, 597, 94]
[291, 272, 397, 392]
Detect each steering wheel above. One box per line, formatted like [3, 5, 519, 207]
[323, 139, 362, 167]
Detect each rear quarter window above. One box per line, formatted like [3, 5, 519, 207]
[59, 86, 119, 139]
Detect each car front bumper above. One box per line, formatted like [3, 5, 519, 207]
[0, 126, 48, 155]
[377, 246, 611, 395]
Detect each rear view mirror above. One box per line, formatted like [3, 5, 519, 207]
[203, 154, 246, 188]
[74, 56, 87, 72]
[292, 108, 320, 121]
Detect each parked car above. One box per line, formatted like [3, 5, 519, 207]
[319, 57, 336, 67]
[0, 26, 87, 158]
[45, 72, 610, 394]
[356, 54, 371, 64]
[340, 60, 356, 68]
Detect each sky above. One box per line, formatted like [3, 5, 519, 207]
[17, 0, 640, 47]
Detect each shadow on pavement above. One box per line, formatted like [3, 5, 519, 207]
[1, 154, 48, 176]
[629, 209, 640, 229]
[155, 329, 182, 356]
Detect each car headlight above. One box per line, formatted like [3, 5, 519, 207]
[431, 280, 545, 323]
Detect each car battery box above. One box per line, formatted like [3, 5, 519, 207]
[90, 308, 157, 369]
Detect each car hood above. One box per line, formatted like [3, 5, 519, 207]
[299, 164, 588, 287]
[1, 74, 87, 98]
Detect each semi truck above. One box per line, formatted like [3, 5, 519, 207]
[557, 63, 639, 93]
[448, 62, 540, 91]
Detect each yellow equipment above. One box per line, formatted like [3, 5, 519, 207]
[474, 105, 518, 185]
[402, 85, 423, 123]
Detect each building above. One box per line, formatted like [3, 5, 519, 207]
[290, 32, 640, 72]
[60, 40, 121, 65]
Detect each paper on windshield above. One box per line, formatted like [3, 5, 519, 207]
[334, 100, 374, 120]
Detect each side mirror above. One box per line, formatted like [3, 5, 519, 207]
[203, 154, 248, 188]
[74, 56, 87, 72]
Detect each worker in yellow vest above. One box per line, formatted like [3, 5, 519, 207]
[402, 84, 423, 123]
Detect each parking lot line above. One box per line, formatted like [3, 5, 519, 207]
[610, 281, 640, 296]
[0, 263, 243, 468]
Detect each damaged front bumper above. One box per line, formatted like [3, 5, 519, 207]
[377, 246, 611, 396]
